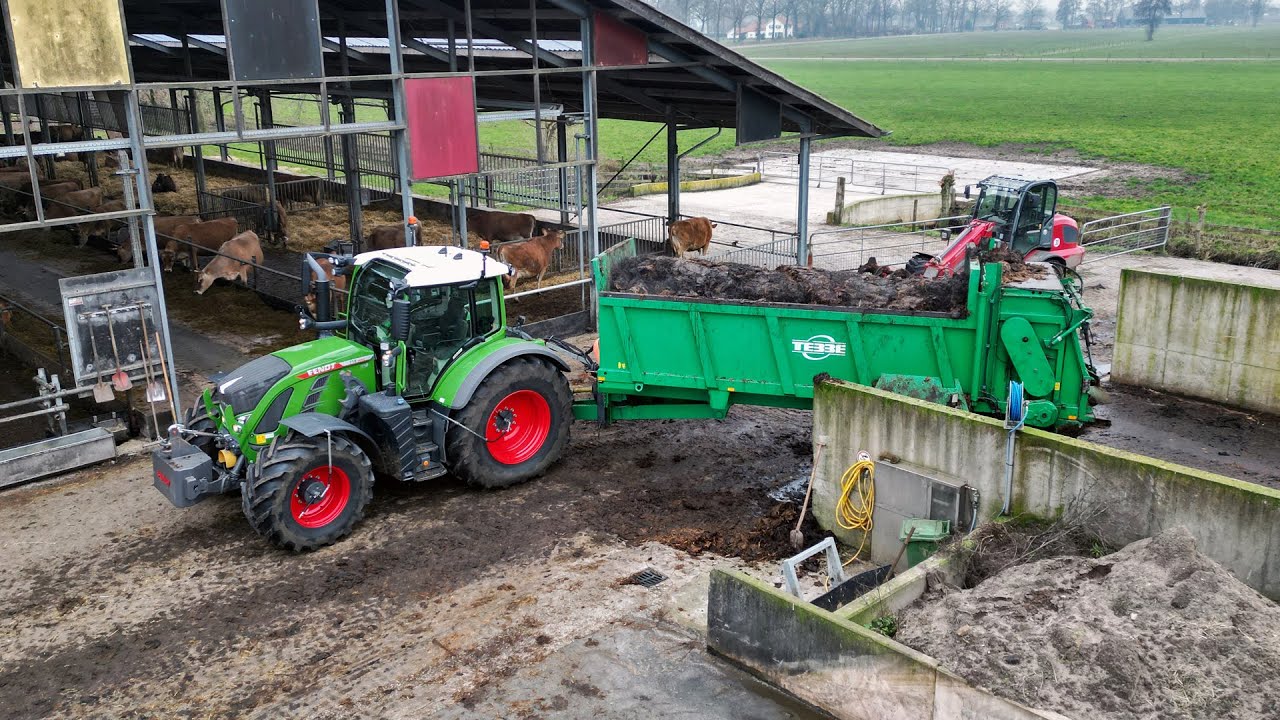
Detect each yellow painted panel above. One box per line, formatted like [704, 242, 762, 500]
[8, 0, 130, 88]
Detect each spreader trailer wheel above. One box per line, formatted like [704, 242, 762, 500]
[446, 357, 572, 489]
[241, 431, 374, 551]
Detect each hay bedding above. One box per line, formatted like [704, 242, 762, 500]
[608, 256, 972, 314]
[897, 527, 1280, 720]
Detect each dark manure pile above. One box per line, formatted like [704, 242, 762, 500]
[608, 256, 972, 315]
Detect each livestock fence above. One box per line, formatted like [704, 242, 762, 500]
[752, 151, 952, 195]
[803, 215, 970, 271]
[593, 209, 799, 262]
[462, 152, 582, 212]
[1078, 206, 1173, 263]
[1, 92, 191, 138]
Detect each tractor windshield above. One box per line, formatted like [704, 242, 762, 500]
[973, 183, 1022, 224]
[347, 260, 408, 348]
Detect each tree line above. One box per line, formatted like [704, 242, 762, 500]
[649, 0, 1269, 41]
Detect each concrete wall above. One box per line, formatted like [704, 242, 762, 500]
[706, 569, 1069, 720]
[1113, 269, 1280, 414]
[629, 172, 761, 197]
[810, 379, 1280, 599]
[825, 192, 942, 226]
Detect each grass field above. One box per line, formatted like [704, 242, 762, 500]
[738, 25, 1280, 59]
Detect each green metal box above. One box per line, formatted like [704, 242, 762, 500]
[586, 240, 1093, 429]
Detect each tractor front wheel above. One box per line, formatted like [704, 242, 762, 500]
[241, 432, 373, 551]
[447, 358, 571, 489]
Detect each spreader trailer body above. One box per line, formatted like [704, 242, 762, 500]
[583, 239, 1095, 430]
[153, 239, 1095, 551]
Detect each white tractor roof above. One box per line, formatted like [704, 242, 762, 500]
[354, 245, 511, 287]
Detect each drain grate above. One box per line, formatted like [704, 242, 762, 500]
[627, 568, 668, 588]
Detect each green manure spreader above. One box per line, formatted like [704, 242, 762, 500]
[155, 239, 1096, 550]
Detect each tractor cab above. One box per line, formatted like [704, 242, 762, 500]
[912, 175, 1084, 277]
[344, 246, 506, 398]
[970, 176, 1058, 255]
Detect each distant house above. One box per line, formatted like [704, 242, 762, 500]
[726, 15, 794, 40]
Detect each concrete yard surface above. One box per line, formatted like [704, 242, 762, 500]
[0, 407, 835, 719]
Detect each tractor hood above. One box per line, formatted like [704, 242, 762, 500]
[213, 337, 375, 415]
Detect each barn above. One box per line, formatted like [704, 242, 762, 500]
[0, 0, 881, 463]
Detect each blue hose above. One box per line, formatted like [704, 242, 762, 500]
[1007, 381, 1026, 430]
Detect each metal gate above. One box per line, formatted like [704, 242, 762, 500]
[1079, 206, 1172, 263]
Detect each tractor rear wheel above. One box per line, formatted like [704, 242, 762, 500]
[447, 357, 571, 489]
[241, 432, 373, 551]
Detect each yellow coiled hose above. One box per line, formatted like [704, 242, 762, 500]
[837, 459, 876, 564]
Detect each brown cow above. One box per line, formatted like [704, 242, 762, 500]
[366, 224, 411, 251]
[41, 180, 85, 200]
[76, 200, 126, 247]
[196, 231, 263, 295]
[496, 230, 564, 291]
[43, 187, 103, 221]
[115, 215, 201, 263]
[668, 217, 716, 258]
[151, 174, 177, 193]
[467, 209, 536, 244]
[304, 256, 349, 317]
[166, 216, 239, 272]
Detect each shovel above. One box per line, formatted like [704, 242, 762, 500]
[137, 305, 165, 403]
[86, 317, 114, 403]
[104, 305, 132, 392]
[139, 339, 163, 438]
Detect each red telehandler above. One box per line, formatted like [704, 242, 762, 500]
[908, 175, 1085, 277]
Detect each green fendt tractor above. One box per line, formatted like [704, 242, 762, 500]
[154, 245, 575, 551]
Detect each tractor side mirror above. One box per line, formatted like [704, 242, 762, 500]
[964, 185, 971, 199]
[390, 297, 410, 342]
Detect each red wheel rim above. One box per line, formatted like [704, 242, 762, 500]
[290, 465, 352, 529]
[486, 390, 552, 465]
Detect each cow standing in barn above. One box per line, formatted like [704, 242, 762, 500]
[495, 229, 564, 291]
[304, 256, 349, 317]
[365, 223, 418, 251]
[195, 231, 264, 295]
[668, 217, 716, 258]
[166, 217, 240, 271]
[467, 209, 536, 244]
[115, 215, 201, 263]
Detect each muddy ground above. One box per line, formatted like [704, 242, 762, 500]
[898, 527, 1280, 720]
[0, 406, 830, 719]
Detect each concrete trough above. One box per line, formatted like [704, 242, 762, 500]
[0, 427, 115, 489]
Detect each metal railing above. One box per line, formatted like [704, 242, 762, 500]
[467, 152, 582, 211]
[753, 151, 951, 195]
[0, 293, 71, 376]
[803, 215, 969, 271]
[1, 94, 190, 137]
[1080, 206, 1173, 263]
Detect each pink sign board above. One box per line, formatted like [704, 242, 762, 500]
[405, 77, 479, 179]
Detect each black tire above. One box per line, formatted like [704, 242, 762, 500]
[185, 402, 218, 460]
[446, 357, 572, 489]
[241, 432, 373, 551]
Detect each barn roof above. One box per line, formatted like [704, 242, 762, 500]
[119, 0, 885, 139]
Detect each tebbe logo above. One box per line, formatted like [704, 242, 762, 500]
[792, 335, 846, 361]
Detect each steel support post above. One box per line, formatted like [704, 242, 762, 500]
[797, 136, 812, 265]
[386, 0, 417, 246]
[188, 91, 208, 200]
[666, 113, 680, 227]
[556, 117, 570, 225]
[124, 93, 180, 412]
[581, 15, 600, 259]
[258, 91, 281, 244]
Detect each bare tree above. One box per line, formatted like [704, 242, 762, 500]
[1019, 0, 1046, 24]
[1133, 0, 1172, 38]
[1057, 0, 1082, 25]
[1248, 0, 1267, 25]
[989, 0, 1015, 26]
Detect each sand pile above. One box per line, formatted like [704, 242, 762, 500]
[897, 527, 1280, 720]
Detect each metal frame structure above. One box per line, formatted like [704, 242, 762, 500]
[0, 0, 883, 451]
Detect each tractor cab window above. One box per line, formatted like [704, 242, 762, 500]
[1012, 184, 1057, 254]
[973, 184, 1023, 236]
[347, 261, 407, 349]
[403, 278, 503, 397]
